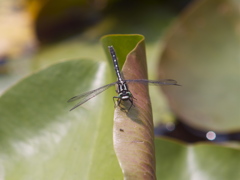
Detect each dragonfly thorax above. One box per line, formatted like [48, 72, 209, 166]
[117, 81, 128, 92]
[116, 82, 133, 101]
[114, 82, 134, 110]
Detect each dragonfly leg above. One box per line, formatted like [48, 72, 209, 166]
[113, 96, 120, 108]
[127, 96, 135, 111]
[113, 95, 135, 111]
[117, 99, 122, 110]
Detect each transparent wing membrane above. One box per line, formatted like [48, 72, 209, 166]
[125, 79, 180, 86]
[68, 82, 117, 111]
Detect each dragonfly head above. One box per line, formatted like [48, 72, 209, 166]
[118, 91, 132, 100]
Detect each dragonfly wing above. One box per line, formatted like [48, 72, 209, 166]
[68, 82, 117, 111]
[125, 79, 180, 86]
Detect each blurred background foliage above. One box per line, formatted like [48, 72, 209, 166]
[0, 0, 240, 158]
[1, 0, 240, 179]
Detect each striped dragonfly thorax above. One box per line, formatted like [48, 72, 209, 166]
[117, 81, 132, 101]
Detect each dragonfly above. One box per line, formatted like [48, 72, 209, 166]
[68, 46, 179, 111]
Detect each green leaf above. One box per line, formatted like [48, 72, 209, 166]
[102, 34, 156, 179]
[0, 59, 122, 179]
[156, 137, 240, 180]
[159, 0, 240, 132]
[101, 34, 144, 69]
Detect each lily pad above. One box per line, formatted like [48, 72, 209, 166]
[155, 137, 240, 180]
[159, 0, 240, 132]
[0, 59, 122, 179]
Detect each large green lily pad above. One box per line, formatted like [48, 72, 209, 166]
[0, 59, 122, 179]
[155, 137, 240, 180]
[159, 0, 240, 132]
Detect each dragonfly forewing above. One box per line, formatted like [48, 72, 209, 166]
[68, 82, 117, 111]
[125, 79, 180, 86]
